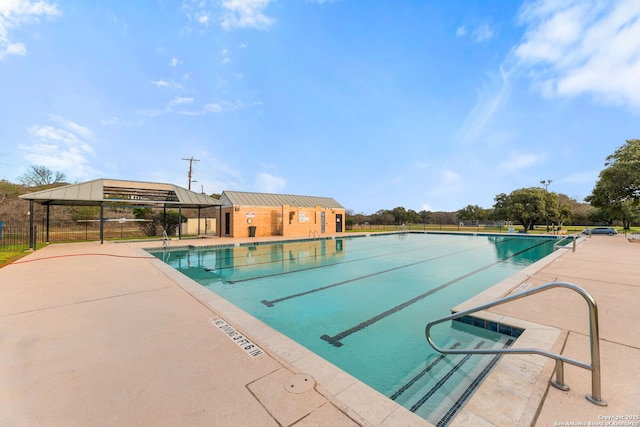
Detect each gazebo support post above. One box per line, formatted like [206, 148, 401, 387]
[46, 204, 50, 243]
[29, 200, 35, 250]
[163, 206, 167, 234]
[197, 207, 201, 236]
[178, 207, 182, 240]
[99, 203, 104, 244]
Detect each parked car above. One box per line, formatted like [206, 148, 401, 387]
[582, 227, 618, 236]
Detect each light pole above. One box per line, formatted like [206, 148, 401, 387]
[540, 180, 552, 232]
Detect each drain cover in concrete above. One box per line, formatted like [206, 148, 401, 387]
[284, 374, 315, 394]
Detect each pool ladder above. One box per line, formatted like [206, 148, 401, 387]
[309, 230, 320, 240]
[425, 282, 607, 406]
[553, 233, 579, 252]
[162, 230, 170, 248]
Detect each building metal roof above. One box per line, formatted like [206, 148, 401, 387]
[19, 178, 224, 208]
[220, 191, 344, 209]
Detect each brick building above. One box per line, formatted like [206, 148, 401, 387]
[218, 191, 345, 238]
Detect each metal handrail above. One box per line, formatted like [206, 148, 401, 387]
[553, 233, 579, 252]
[425, 282, 607, 406]
[162, 230, 170, 248]
[308, 230, 320, 240]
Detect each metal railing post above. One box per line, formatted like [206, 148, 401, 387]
[425, 282, 607, 406]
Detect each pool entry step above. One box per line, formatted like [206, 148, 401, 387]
[389, 327, 513, 427]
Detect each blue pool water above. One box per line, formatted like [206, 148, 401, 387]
[151, 233, 560, 424]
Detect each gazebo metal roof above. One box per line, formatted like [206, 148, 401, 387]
[20, 179, 223, 248]
[19, 178, 223, 208]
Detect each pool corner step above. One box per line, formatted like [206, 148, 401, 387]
[390, 334, 514, 426]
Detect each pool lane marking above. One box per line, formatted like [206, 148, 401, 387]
[195, 236, 504, 284]
[260, 241, 493, 307]
[319, 239, 549, 347]
[409, 340, 486, 413]
[389, 342, 461, 401]
[189, 237, 440, 276]
[434, 338, 514, 427]
[206, 234, 459, 269]
[230, 237, 478, 285]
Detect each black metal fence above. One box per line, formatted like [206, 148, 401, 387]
[0, 220, 152, 252]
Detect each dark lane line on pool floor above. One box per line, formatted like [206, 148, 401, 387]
[227, 238, 480, 285]
[260, 241, 494, 307]
[258, 237, 517, 307]
[433, 338, 513, 427]
[409, 340, 486, 413]
[194, 235, 454, 273]
[205, 237, 443, 269]
[319, 239, 549, 347]
[389, 342, 462, 401]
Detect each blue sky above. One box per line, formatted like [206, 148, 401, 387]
[1, 0, 639, 214]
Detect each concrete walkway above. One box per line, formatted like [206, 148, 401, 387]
[1, 234, 638, 426]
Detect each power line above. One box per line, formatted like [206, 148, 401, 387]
[182, 157, 200, 190]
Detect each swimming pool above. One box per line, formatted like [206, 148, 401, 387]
[151, 233, 561, 424]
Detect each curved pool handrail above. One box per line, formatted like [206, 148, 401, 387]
[425, 281, 607, 406]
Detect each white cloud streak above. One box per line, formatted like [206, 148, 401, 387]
[456, 67, 511, 142]
[221, 0, 275, 30]
[472, 23, 494, 42]
[19, 117, 96, 179]
[0, 0, 60, 59]
[499, 151, 542, 171]
[515, 0, 640, 108]
[255, 172, 285, 193]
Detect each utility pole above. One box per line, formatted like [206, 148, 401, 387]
[182, 157, 200, 190]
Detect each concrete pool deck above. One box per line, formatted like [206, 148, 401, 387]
[1, 233, 638, 426]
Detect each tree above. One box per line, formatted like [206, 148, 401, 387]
[586, 139, 640, 228]
[19, 165, 66, 187]
[390, 207, 408, 224]
[418, 210, 431, 224]
[457, 205, 488, 221]
[133, 207, 186, 236]
[493, 187, 560, 231]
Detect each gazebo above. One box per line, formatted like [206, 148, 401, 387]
[19, 178, 224, 248]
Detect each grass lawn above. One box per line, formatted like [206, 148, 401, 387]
[0, 250, 29, 268]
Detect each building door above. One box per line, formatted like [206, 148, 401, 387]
[336, 214, 343, 232]
[225, 212, 230, 235]
[320, 212, 325, 233]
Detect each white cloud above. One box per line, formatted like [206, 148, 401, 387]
[100, 116, 137, 127]
[51, 115, 94, 139]
[515, 0, 640, 108]
[221, 0, 275, 30]
[456, 67, 511, 142]
[170, 57, 182, 67]
[442, 169, 461, 183]
[19, 118, 96, 179]
[139, 97, 242, 117]
[150, 79, 183, 90]
[197, 11, 210, 26]
[255, 172, 286, 193]
[472, 23, 494, 42]
[499, 151, 541, 171]
[178, 100, 243, 115]
[168, 96, 193, 106]
[0, 0, 60, 60]
[456, 23, 494, 42]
